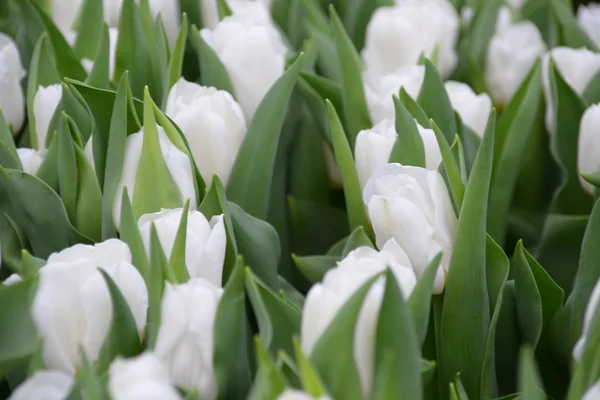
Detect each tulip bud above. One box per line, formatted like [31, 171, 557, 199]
[8, 370, 74, 400]
[109, 353, 183, 400]
[148, 0, 180, 45]
[165, 78, 247, 185]
[277, 390, 332, 400]
[485, 15, 546, 106]
[0, 33, 26, 134]
[583, 381, 600, 400]
[104, 0, 124, 27]
[506, 0, 526, 10]
[542, 48, 600, 134]
[112, 125, 197, 230]
[578, 104, 600, 194]
[577, 4, 600, 49]
[16, 148, 45, 176]
[31, 239, 148, 374]
[363, 65, 425, 125]
[200, 2, 287, 121]
[573, 278, 600, 361]
[154, 279, 223, 397]
[33, 84, 62, 150]
[445, 81, 492, 137]
[363, 164, 457, 294]
[362, 0, 459, 78]
[201, 0, 273, 29]
[81, 27, 119, 80]
[50, 0, 84, 37]
[301, 242, 416, 397]
[355, 119, 442, 189]
[138, 208, 226, 286]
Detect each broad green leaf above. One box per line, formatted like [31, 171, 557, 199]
[167, 199, 191, 283]
[0, 141, 22, 171]
[432, 122, 465, 209]
[146, 224, 168, 349]
[78, 351, 107, 400]
[440, 111, 496, 399]
[85, 24, 111, 89]
[248, 338, 287, 400]
[73, 0, 104, 60]
[388, 96, 425, 167]
[400, 88, 430, 129]
[179, 0, 202, 27]
[119, 188, 150, 286]
[408, 253, 442, 347]
[293, 338, 328, 397]
[0, 213, 28, 274]
[518, 347, 545, 400]
[276, 351, 301, 390]
[20, 250, 45, 279]
[166, 14, 188, 92]
[549, 0, 598, 50]
[0, 112, 19, 162]
[523, 248, 563, 328]
[189, 24, 235, 95]
[513, 241, 543, 348]
[217, 0, 233, 19]
[74, 144, 102, 242]
[465, 0, 503, 65]
[583, 71, 600, 105]
[227, 55, 304, 219]
[57, 113, 78, 223]
[341, 226, 374, 257]
[292, 255, 337, 284]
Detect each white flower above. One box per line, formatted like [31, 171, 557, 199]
[31, 239, 148, 374]
[17, 148, 45, 176]
[485, 17, 546, 105]
[363, 164, 457, 293]
[0, 33, 26, 134]
[276, 390, 331, 400]
[165, 79, 247, 185]
[201, 0, 273, 29]
[112, 125, 197, 230]
[8, 370, 74, 400]
[154, 279, 223, 397]
[50, 0, 84, 37]
[578, 103, 600, 194]
[109, 352, 183, 400]
[577, 4, 600, 49]
[582, 381, 600, 400]
[301, 242, 416, 397]
[573, 278, 600, 361]
[543, 48, 600, 134]
[33, 85, 63, 151]
[81, 27, 119, 80]
[148, 0, 180, 45]
[445, 81, 492, 137]
[355, 118, 442, 189]
[460, 7, 474, 26]
[363, 65, 425, 125]
[506, 0, 527, 10]
[200, 2, 287, 121]
[362, 0, 459, 78]
[138, 208, 226, 286]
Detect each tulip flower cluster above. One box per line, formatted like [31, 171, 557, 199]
[1, 0, 600, 399]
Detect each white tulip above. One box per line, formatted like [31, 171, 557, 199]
[355, 118, 442, 189]
[201, 0, 273, 29]
[583, 381, 600, 400]
[104, 0, 124, 27]
[112, 125, 197, 230]
[154, 279, 223, 397]
[362, 0, 459, 78]
[543, 48, 600, 134]
[8, 370, 74, 400]
[31, 239, 148, 374]
[277, 390, 331, 400]
[301, 242, 416, 397]
[445, 81, 492, 137]
[50, 0, 84, 37]
[573, 278, 600, 361]
[460, 7, 474, 26]
[165, 78, 247, 185]
[577, 4, 600, 49]
[506, 0, 527, 10]
[109, 353, 183, 400]
[33, 85, 63, 151]
[578, 103, 600, 194]
[485, 16, 546, 105]
[138, 208, 226, 286]
[200, 2, 287, 121]
[363, 65, 425, 125]
[17, 148, 45, 176]
[81, 27, 119, 80]
[363, 163, 457, 293]
[148, 0, 180, 45]
[0, 33, 26, 134]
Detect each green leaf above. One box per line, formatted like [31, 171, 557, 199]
[94, 270, 143, 374]
[292, 255, 337, 284]
[440, 111, 496, 399]
[388, 96, 425, 167]
[549, 0, 598, 51]
[341, 226, 374, 257]
[465, 0, 503, 65]
[166, 14, 188, 92]
[513, 241, 543, 349]
[20, 250, 45, 279]
[329, 5, 371, 145]
[373, 269, 422, 400]
[326, 101, 372, 234]
[408, 253, 442, 347]
[310, 275, 380, 400]
[73, 0, 104, 60]
[85, 23, 111, 89]
[119, 187, 150, 283]
[400, 88, 430, 129]
[169, 199, 191, 283]
[0, 141, 22, 171]
[227, 55, 304, 219]
[57, 113, 78, 223]
[245, 269, 301, 356]
[0, 112, 19, 161]
[432, 122, 465, 209]
[78, 350, 107, 400]
[293, 338, 328, 397]
[74, 143, 103, 242]
[417, 60, 457, 143]
[518, 347, 545, 400]
[217, 0, 233, 19]
[583, 71, 600, 105]
[146, 224, 168, 349]
[189, 24, 235, 95]
[248, 338, 287, 400]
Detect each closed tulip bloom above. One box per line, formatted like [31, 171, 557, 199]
[17, 148, 45, 176]
[200, 2, 287, 121]
[543, 48, 600, 134]
[445, 81, 492, 137]
[165, 79, 246, 185]
[363, 164, 457, 293]
[112, 125, 197, 230]
[301, 242, 416, 397]
[355, 118, 442, 189]
[578, 104, 600, 194]
[148, 0, 180, 45]
[485, 16, 546, 105]
[277, 390, 331, 400]
[573, 278, 600, 360]
[154, 279, 223, 397]
[8, 370, 74, 400]
[109, 353, 182, 400]
[363, 65, 425, 125]
[362, 0, 459, 78]
[201, 0, 273, 29]
[577, 4, 600, 49]
[0, 33, 26, 134]
[582, 381, 600, 400]
[50, 0, 84, 37]
[31, 239, 148, 374]
[33, 85, 62, 150]
[138, 208, 226, 286]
